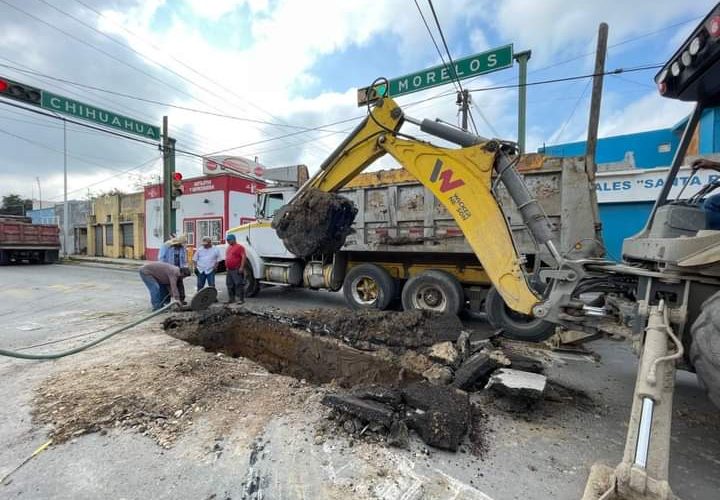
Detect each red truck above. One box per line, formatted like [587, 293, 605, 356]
[0, 215, 61, 264]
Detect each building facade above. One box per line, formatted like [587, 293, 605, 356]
[144, 174, 265, 260]
[87, 192, 145, 259]
[27, 200, 89, 255]
[538, 108, 719, 258]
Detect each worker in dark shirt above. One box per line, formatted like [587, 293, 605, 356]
[691, 158, 720, 230]
[225, 234, 247, 304]
[139, 261, 191, 311]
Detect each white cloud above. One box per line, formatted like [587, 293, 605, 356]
[598, 91, 693, 137]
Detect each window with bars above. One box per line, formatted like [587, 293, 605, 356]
[197, 219, 222, 244]
[183, 220, 195, 246]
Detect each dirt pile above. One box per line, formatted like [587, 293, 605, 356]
[33, 346, 318, 447]
[286, 308, 464, 350]
[271, 188, 357, 257]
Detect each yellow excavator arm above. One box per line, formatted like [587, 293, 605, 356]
[302, 97, 540, 315]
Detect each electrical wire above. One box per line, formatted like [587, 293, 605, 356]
[71, 0, 324, 143]
[413, 0, 459, 93]
[0, 62, 346, 134]
[552, 78, 592, 144]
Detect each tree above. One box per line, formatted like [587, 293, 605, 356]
[0, 194, 33, 216]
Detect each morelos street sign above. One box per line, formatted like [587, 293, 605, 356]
[41, 92, 160, 139]
[357, 44, 514, 106]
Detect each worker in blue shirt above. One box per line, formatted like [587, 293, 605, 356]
[158, 234, 188, 303]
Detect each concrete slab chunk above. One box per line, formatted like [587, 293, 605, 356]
[486, 368, 547, 399]
[428, 341, 459, 366]
[321, 394, 395, 428]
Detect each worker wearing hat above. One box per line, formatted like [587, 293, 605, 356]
[158, 233, 189, 303]
[224, 233, 247, 304]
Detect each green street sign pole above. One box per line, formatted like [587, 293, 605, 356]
[357, 44, 514, 106]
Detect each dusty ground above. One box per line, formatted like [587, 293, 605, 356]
[32, 332, 320, 448]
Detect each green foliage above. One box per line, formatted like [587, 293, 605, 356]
[0, 194, 33, 215]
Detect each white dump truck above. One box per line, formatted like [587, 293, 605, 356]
[225, 156, 600, 341]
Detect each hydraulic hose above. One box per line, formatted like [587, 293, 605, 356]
[0, 302, 177, 360]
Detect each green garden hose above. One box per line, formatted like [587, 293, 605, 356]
[0, 302, 176, 360]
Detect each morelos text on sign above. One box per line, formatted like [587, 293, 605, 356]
[358, 44, 513, 106]
[41, 92, 160, 139]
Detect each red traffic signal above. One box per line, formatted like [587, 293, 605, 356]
[0, 77, 42, 106]
[171, 171, 184, 198]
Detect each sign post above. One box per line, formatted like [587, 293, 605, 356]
[357, 44, 514, 106]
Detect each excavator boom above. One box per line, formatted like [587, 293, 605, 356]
[277, 97, 542, 315]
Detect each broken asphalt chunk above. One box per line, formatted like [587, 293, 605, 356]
[321, 394, 395, 428]
[402, 382, 470, 451]
[451, 352, 500, 391]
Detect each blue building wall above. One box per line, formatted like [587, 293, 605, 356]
[540, 108, 720, 259]
[539, 128, 678, 169]
[27, 207, 56, 224]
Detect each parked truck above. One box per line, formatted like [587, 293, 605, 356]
[226, 155, 601, 340]
[0, 215, 60, 264]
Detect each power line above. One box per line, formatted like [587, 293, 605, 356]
[552, 79, 592, 144]
[71, 0, 321, 140]
[468, 64, 662, 93]
[46, 155, 161, 200]
[0, 62, 346, 134]
[413, 0, 458, 92]
[0, 56, 212, 150]
[426, 0, 464, 92]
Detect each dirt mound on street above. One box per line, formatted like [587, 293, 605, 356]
[289, 308, 464, 350]
[32, 345, 318, 447]
[271, 188, 357, 257]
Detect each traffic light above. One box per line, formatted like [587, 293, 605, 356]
[171, 172, 184, 198]
[0, 77, 42, 106]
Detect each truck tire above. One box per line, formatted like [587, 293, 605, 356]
[343, 263, 395, 310]
[485, 286, 555, 342]
[244, 263, 260, 298]
[43, 250, 58, 264]
[401, 270, 464, 315]
[690, 291, 720, 409]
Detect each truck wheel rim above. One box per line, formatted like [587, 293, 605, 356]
[351, 276, 379, 305]
[413, 285, 446, 311]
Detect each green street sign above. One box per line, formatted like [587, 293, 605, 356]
[40, 92, 160, 139]
[358, 44, 514, 106]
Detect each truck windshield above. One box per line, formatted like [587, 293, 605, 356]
[262, 193, 284, 219]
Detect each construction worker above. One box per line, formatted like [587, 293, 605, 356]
[159, 234, 188, 303]
[691, 158, 720, 229]
[192, 236, 221, 291]
[225, 234, 246, 304]
[139, 261, 191, 311]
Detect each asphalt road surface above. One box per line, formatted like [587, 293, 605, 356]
[0, 262, 718, 500]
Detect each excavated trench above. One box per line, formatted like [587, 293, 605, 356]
[162, 308, 429, 388]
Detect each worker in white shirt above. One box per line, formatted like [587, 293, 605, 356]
[192, 236, 221, 291]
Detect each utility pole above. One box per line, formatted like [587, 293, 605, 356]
[63, 119, 69, 258]
[514, 50, 532, 154]
[161, 116, 177, 241]
[36, 177, 42, 209]
[457, 89, 471, 131]
[586, 23, 608, 181]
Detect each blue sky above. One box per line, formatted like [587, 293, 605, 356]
[0, 0, 715, 200]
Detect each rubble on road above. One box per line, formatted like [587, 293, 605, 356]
[486, 368, 547, 400]
[320, 382, 474, 452]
